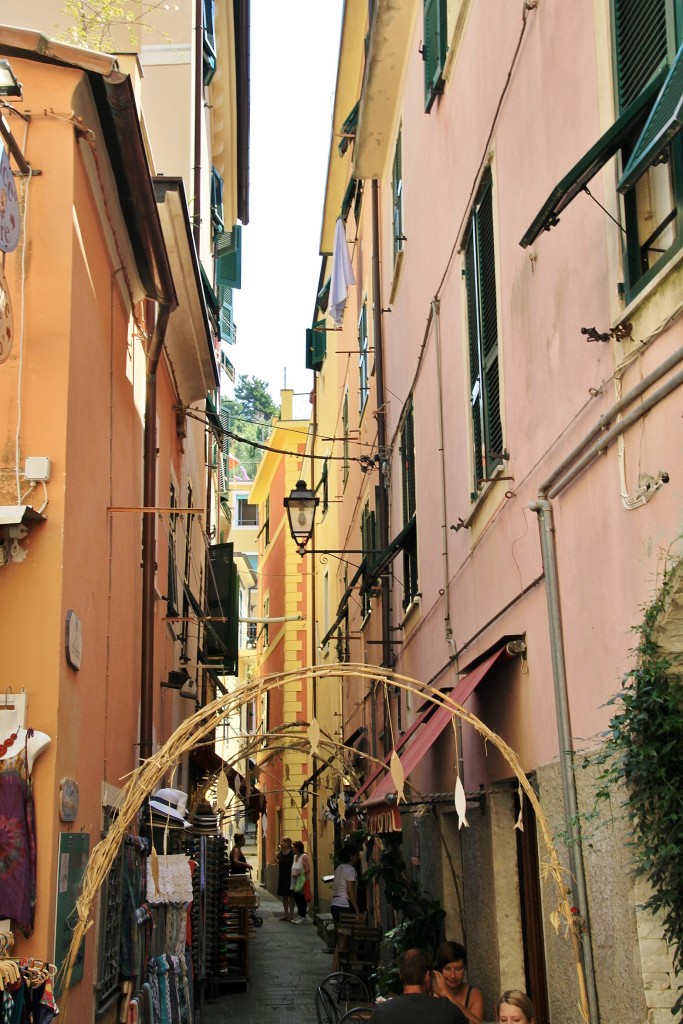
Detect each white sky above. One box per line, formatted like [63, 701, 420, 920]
[230, 0, 344, 406]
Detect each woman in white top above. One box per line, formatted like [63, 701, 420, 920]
[330, 843, 360, 922]
[290, 840, 310, 923]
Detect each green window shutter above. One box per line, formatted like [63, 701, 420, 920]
[464, 231, 484, 489]
[423, 0, 448, 112]
[210, 167, 224, 236]
[477, 181, 503, 477]
[205, 542, 238, 674]
[400, 405, 416, 525]
[338, 101, 360, 157]
[618, 40, 683, 191]
[216, 225, 242, 289]
[306, 319, 326, 371]
[519, 69, 666, 247]
[466, 177, 503, 492]
[392, 130, 404, 261]
[613, 0, 668, 111]
[203, 0, 217, 85]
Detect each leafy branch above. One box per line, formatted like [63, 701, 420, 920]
[592, 558, 683, 1015]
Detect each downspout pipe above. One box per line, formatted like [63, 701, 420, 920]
[141, 300, 173, 760]
[431, 299, 456, 659]
[310, 383, 320, 915]
[193, 0, 203, 251]
[371, 182, 392, 677]
[529, 498, 601, 1024]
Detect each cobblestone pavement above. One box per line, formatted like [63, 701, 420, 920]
[197, 885, 335, 1024]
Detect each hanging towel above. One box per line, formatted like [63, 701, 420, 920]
[327, 218, 355, 326]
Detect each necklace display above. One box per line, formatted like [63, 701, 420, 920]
[0, 730, 19, 756]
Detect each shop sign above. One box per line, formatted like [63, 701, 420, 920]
[0, 146, 19, 253]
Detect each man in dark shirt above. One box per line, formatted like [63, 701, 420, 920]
[369, 949, 468, 1024]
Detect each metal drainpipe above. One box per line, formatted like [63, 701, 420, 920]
[140, 300, 173, 761]
[529, 497, 601, 1024]
[431, 299, 456, 659]
[310, 384, 320, 914]
[193, 0, 203, 252]
[371, 181, 393, 737]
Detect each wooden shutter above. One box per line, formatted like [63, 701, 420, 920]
[423, 0, 447, 112]
[618, 40, 683, 191]
[614, 0, 668, 110]
[464, 230, 484, 489]
[205, 542, 238, 674]
[476, 181, 504, 473]
[216, 225, 242, 288]
[306, 320, 326, 371]
[400, 406, 416, 524]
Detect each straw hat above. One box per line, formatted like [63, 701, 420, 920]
[148, 787, 191, 827]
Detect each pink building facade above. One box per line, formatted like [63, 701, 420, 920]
[310, 2, 683, 1021]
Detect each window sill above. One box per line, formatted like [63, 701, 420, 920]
[465, 467, 511, 543]
[615, 243, 683, 360]
[400, 596, 421, 638]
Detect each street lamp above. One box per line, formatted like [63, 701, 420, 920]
[0, 61, 22, 98]
[284, 480, 319, 555]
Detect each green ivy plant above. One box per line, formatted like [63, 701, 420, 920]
[593, 560, 683, 1015]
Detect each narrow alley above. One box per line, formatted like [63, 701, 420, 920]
[199, 887, 335, 1024]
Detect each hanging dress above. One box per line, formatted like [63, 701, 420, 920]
[0, 731, 37, 936]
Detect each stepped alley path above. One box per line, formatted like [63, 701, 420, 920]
[198, 885, 335, 1024]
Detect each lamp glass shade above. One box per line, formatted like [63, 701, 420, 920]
[0, 61, 21, 98]
[284, 480, 318, 550]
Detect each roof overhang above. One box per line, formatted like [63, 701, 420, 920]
[354, 0, 419, 180]
[155, 178, 219, 404]
[320, 0, 367, 254]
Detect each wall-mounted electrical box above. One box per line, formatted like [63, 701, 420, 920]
[24, 457, 51, 482]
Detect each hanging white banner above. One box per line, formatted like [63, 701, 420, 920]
[0, 146, 20, 254]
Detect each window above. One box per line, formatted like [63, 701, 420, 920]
[392, 128, 405, 263]
[359, 301, 370, 414]
[342, 390, 350, 487]
[237, 497, 258, 527]
[210, 167, 224, 237]
[203, 0, 216, 84]
[258, 495, 270, 546]
[166, 483, 179, 617]
[423, 0, 448, 112]
[400, 404, 419, 609]
[521, 1, 683, 299]
[464, 174, 503, 498]
[614, 1, 683, 295]
[216, 225, 242, 289]
[360, 502, 377, 618]
[262, 595, 270, 649]
[306, 319, 326, 371]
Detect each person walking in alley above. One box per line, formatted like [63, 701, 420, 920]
[432, 941, 483, 1023]
[230, 832, 252, 874]
[369, 949, 468, 1023]
[276, 836, 295, 921]
[330, 843, 360, 921]
[290, 840, 311, 923]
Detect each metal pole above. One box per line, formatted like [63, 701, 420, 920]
[530, 498, 601, 1024]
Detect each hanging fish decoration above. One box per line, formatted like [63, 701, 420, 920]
[390, 750, 405, 803]
[216, 769, 229, 807]
[454, 775, 469, 829]
[308, 717, 321, 756]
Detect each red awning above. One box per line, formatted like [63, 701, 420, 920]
[360, 646, 509, 808]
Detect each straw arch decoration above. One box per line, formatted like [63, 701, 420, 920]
[60, 663, 590, 1023]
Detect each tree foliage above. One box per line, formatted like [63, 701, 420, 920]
[60, 0, 173, 52]
[594, 560, 683, 1015]
[222, 375, 279, 483]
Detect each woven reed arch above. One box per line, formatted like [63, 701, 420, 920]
[59, 663, 590, 1023]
